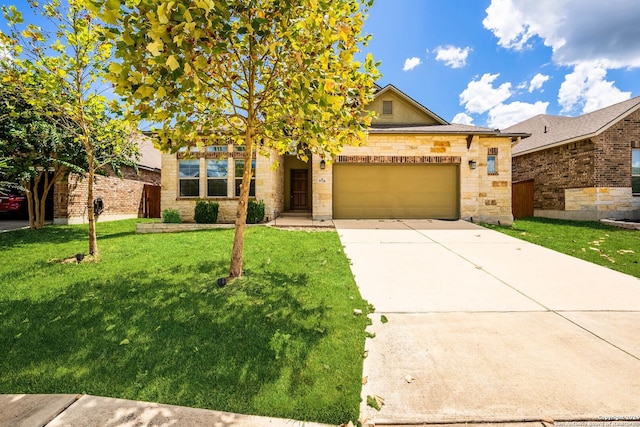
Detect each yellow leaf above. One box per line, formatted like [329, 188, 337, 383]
[184, 61, 192, 74]
[146, 40, 163, 56]
[156, 86, 167, 98]
[166, 55, 179, 71]
[108, 62, 122, 74]
[134, 85, 155, 99]
[157, 3, 168, 24]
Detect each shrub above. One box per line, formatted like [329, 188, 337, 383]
[246, 199, 265, 224]
[194, 200, 219, 224]
[162, 208, 182, 224]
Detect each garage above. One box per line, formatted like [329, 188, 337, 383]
[333, 164, 459, 219]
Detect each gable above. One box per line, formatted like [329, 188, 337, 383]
[368, 85, 447, 126]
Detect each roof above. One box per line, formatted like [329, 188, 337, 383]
[371, 84, 527, 138]
[374, 84, 449, 125]
[370, 123, 528, 138]
[507, 96, 640, 156]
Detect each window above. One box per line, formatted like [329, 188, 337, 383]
[206, 145, 228, 152]
[178, 146, 199, 153]
[633, 149, 640, 193]
[382, 100, 393, 115]
[235, 159, 256, 197]
[487, 155, 497, 174]
[179, 160, 200, 197]
[207, 159, 228, 197]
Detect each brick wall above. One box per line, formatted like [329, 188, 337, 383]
[512, 139, 596, 210]
[594, 108, 640, 187]
[54, 165, 161, 224]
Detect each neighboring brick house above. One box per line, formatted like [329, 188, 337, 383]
[53, 137, 162, 224]
[506, 96, 640, 220]
[161, 84, 526, 224]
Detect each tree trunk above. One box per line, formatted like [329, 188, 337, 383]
[37, 171, 50, 229]
[22, 179, 35, 229]
[86, 150, 98, 256]
[32, 172, 43, 229]
[228, 135, 254, 279]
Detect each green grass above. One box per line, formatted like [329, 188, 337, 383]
[0, 220, 371, 424]
[483, 217, 640, 278]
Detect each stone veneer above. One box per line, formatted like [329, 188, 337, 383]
[313, 133, 514, 224]
[162, 134, 514, 225]
[161, 146, 283, 223]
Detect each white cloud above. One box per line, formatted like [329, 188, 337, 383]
[483, 0, 640, 68]
[434, 45, 472, 69]
[451, 112, 474, 125]
[529, 73, 550, 92]
[558, 61, 631, 114]
[488, 101, 549, 129]
[402, 57, 422, 71]
[459, 73, 512, 114]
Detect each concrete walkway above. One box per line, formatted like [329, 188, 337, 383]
[334, 219, 640, 425]
[0, 394, 333, 427]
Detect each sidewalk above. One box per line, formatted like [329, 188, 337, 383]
[0, 394, 334, 427]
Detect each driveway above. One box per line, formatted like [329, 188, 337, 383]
[335, 219, 640, 425]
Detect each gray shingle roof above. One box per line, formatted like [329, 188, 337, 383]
[370, 123, 527, 136]
[507, 96, 640, 156]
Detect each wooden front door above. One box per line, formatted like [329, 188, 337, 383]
[143, 184, 161, 218]
[291, 169, 308, 210]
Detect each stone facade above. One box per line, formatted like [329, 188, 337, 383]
[161, 147, 283, 223]
[162, 133, 514, 224]
[161, 85, 516, 225]
[512, 108, 640, 220]
[331, 133, 513, 224]
[54, 166, 161, 225]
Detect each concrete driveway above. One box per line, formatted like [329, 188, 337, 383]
[335, 219, 640, 425]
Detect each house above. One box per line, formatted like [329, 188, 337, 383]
[161, 85, 526, 224]
[506, 96, 640, 220]
[53, 136, 162, 224]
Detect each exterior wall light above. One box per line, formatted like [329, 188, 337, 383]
[320, 159, 326, 170]
[468, 160, 477, 169]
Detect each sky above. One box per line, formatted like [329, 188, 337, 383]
[4, 0, 640, 130]
[359, 0, 640, 129]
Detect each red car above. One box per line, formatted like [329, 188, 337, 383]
[0, 192, 26, 214]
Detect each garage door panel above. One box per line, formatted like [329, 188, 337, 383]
[333, 164, 458, 219]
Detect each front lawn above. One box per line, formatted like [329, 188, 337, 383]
[0, 220, 370, 424]
[483, 217, 640, 278]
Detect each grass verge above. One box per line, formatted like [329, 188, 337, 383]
[483, 217, 640, 278]
[0, 219, 370, 424]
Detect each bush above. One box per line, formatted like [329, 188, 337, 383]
[162, 209, 182, 224]
[246, 199, 265, 224]
[194, 200, 219, 224]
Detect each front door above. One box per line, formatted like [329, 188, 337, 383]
[291, 169, 308, 210]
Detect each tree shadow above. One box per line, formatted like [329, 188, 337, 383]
[0, 260, 353, 423]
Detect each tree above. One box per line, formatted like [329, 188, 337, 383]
[102, 0, 379, 279]
[1, 0, 138, 254]
[0, 80, 84, 228]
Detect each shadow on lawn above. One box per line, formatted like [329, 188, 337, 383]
[0, 261, 339, 422]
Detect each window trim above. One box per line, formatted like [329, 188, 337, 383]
[178, 159, 200, 197]
[487, 154, 498, 175]
[235, 159, 256, 197]
[206, 159, 229, 197]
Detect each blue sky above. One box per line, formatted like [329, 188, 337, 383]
[5, 0, 640, 130]
[360, 0, 640, 129]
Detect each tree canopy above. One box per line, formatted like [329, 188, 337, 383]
[101, 0, 379, 278]
[1, 0, 138, 250]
